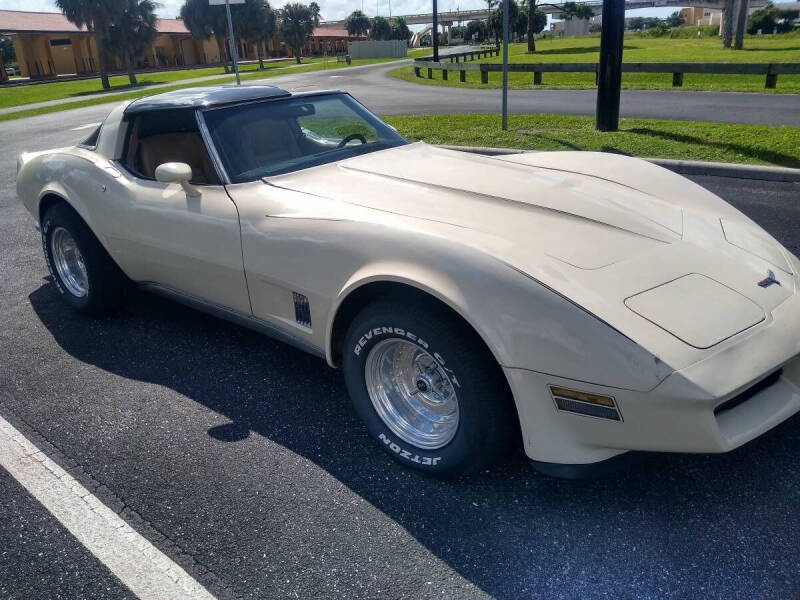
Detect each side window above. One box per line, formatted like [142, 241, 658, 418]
[122, 110, 220, 185]
[79, 125, 101, 149]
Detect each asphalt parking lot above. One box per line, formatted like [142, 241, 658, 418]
[1, 108, 799, 599]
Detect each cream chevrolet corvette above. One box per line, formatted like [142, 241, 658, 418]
[16, 85, 800, 477]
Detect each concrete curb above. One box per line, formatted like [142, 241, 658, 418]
[436, 145, 800, 182]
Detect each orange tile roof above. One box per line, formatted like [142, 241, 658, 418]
[0, 10, 190, 35]
[312, 27, 352, 38]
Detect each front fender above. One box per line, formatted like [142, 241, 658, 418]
[326, 236, 669, 393]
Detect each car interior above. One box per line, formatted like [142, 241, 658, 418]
[122, 109, 220, 185]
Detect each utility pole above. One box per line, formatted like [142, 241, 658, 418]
[225, 0, 241, 85]
[501, 0, 509, 129]
[211, 0, 242, 84]
[595, 0, 624, 131]
[433, 0, 440, 61]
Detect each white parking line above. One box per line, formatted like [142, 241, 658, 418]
[70, 122, 102, 131]
[0, 415, 217, 600]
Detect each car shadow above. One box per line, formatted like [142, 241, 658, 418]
[29, 281, 800, 599]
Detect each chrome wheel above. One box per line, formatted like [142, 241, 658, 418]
[365, 339, 459, 450]
[51, 227, 88, 298]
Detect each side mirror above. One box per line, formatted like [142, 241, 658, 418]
[154, 162, 200, 197]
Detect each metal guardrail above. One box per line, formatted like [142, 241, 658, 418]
[412, 60, 800, 88]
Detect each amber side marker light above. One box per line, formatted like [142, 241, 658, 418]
[549, 386, 622, 421]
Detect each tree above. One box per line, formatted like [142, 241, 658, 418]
[747, 2, 799, 34]
[488, 0, 519, 44]
[344, 10, 370, 37]
[370, 16, 392, 40]
[0, 35, 14, 82]
[466, 19, 488, 42]
[309, 2, 321, 27]
[560, 1, 594, 20]
[449, 24, 468, 39]
[722, 0, 735, 46]
[628, 16, 645, 29]
[280, 3, 315, 63]
[733, 0, 749, 48]
[390, 17, 412, 42]
[181, 0, 232, 73]
[235, 0, 276, 68]
[521, 0, 546, 51]
[55, 0, 121, 89]
[666, 11, 684, 27]
[515, 7, 528, 40]
[107, 0, 157, 86]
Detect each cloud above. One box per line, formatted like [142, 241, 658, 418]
[0, 0, 680, 25]
[0, 0, 493, 21]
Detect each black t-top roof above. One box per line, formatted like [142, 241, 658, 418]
[124, 85, 292, 115]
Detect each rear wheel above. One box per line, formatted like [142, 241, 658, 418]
[41, 203, 129, 314]
[343, 300, 518, 475]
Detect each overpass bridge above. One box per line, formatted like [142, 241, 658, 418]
[320, 0, 766, 27]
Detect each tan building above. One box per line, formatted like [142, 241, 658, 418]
[0, 10, 353, 80]
[0, 9, 223, 78]
[680, 7, 723, 26]
[303, 27, 354, 56]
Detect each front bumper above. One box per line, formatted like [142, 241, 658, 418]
[506, 291, 800, 465]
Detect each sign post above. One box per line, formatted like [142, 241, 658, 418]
[209, 0, 245, 85]
[501, 0, 509, 130]
[432, 0, 439, 62]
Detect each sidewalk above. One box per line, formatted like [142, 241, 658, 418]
[0, 60, 319, 116]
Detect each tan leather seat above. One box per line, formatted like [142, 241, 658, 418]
[241, 119, 302, 170]
[136, 132, 217, 184]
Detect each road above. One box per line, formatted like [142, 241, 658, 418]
[0, 84, 799, 600]
[2, 59, 799, 126]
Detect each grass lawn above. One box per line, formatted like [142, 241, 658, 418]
[391, 35, 800, 93]
[382, 113, 800, 168]
[0, 48, 432, 112]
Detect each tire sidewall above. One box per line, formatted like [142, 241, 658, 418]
[344, 313, 483, 474]
[42, 207, 91, 311]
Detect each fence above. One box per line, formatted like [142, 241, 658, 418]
[348, 40, 407, 59]
[412, 60, 800, 89]
[413, 46, 500, 63]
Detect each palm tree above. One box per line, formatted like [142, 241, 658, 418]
[55, 0, 120, 89]
[107, 0, 158, 86]
[235, 0, 276, 69]
[733, 0, 749, 49]
[370, 16, 392, 40]
[181, 0, 232, 73]
[390, 17, 411, 42]
[309, 2, 321, 27]
[280, 3, 315, 64]
[344, 10, 370, 38]
[722, 0, 735, 47]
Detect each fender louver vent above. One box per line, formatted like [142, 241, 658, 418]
[293, 292, 312, 328]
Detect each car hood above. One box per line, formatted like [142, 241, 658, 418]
[269, 142, 682, 270]
[266, 143, 796, 354]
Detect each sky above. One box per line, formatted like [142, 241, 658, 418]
[0, 0, 682, 21]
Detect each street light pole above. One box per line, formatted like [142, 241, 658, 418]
[225, 0, 241, 85]
[595, 0, 625, 131]
[432, 0, 439, 61]
[501, 0, 509, 130]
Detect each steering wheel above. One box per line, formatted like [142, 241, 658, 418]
[337, 133, 367, 148]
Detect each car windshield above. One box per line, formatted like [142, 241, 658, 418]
[202, 93, 408, 182]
